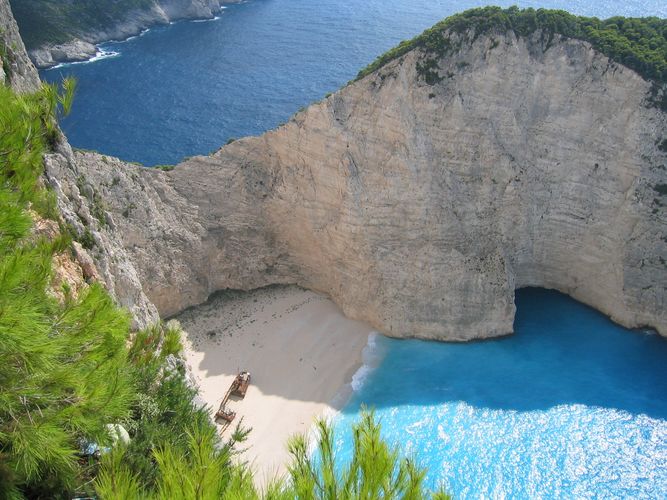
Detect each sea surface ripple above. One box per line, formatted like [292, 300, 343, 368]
[41, 0, 667, 166]
[336, 289, 667, 498]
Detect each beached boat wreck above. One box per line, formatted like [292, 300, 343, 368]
[231, 371, 251, 398]
[215, 407, 236, 423]
[214, 371, 251, 425]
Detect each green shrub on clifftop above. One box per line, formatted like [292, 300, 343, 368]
[356, 7, 667, 88]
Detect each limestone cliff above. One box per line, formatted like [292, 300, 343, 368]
[0, 0, 39, 91]
[74, 29, 667, 340]
[44, 144, 160, 328]
[3, 0, 666, 341]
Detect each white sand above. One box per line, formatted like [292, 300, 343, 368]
[176, 285, 374, 485]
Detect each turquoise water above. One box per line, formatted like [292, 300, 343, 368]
[336, 289, 667, 497]
[36, 0, 667, 495]
[40, 0, 667, 166]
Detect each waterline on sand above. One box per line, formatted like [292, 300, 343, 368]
[175, 285, 375, 485]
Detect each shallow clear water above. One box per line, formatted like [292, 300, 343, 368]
[336, 289, 667, 497]
[37, 1, 667, 495]
[40, 0, 667, 166]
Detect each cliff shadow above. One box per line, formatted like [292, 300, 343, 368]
[174, 284, 375, 409]
[175, 286, 667, 422]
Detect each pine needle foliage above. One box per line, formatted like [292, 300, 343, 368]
[285, 410, 449, 500]
[0, 78, 138, 498]
[95, 420, 258, 500]
[96, 409, 450, 499]
[162, 319, 184, 357]
[0, 79, 74, 218]
[120, 324, 222, 489]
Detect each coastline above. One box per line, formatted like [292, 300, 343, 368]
[29, 1, 241, 69]
[176, 285, 375, 486]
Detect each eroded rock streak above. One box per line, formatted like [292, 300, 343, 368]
[78, 32, 667, 340]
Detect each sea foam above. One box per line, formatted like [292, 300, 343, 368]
[192, 15, 223, 23]
[350, 332, 384, 393]
[49, 48, 119, 70]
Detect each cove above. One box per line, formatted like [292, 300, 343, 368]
[335, 289, 667, 497]
[34, 0, 667, 495]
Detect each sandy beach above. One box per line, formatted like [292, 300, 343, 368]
[175, 285, 374, 485]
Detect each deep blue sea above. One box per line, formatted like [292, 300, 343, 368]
[41, 0, 666, 166]
[339, 289, 667, 497]
[39, 0, 667, 497]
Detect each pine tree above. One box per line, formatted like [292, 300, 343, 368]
[0, 79, 135, 498]
[95, 410, 450, 499]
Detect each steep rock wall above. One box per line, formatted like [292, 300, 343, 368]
[44, 144, 161, 328]
[1, 0, 160, 327]
[78, 31, 667, 340]
[0, 0, 39, 91]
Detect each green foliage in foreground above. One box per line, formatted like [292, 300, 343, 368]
[118, 321, 238, 491]
[286, 411, 450, 500]
[0, 78, 134, 498]
[0, 78, 74, 216]
[96, 410, 450, 499]
[0, 77, 233, 499]
[356, 6, 667, 87]
[0, 81, 449, 498]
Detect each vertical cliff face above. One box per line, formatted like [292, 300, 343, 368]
[1, 0, 160, 327]
[0, 0, 39, 92]
[43, 146, 161, 328]
[72, 30, 667, 340]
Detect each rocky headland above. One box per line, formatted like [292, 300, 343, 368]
[3, 4, 666, 341]
[65, 16, 667, 341]
[10, 0, 240, 68]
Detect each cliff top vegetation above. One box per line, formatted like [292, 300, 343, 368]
[356, 6, 667, 87]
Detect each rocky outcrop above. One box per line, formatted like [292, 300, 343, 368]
[15, 0, 239, 68]
[43, 142, 160, 328]
[0, 0, 39, 91]
[74, 30, 667, 340]
[3, 0, 665, 340]
[29, 40, 98, 69]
